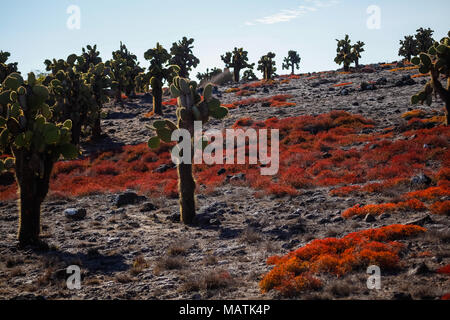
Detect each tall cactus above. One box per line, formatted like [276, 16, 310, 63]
[135, 71, 150, 93]
[44, 55, 96, 145]
[106, 42, 140, 103]
[334, 35, 355, 72]
[170, 37, 200, 78]
[75, 45, 111, 139]
[399, 35, 419, 62]
[114, 42, 142, 97]
[415, 28, 435, 54]
[0, 72, 78, 246]
[352, 41, 365, 68]
[106, 54, 129, 105]
[82, 62, 111, 139]
[78, 45, 102, 73]
[258, 52, 277, 80]
[148, 77, 228, 224]
[411, 31, 450, 125]
[144, 43, 180, 115]
[0, 51, 18, 84]
[196, 68, 223, 82]
[221, 48, 254, 82]
[282, 50, 301, 75]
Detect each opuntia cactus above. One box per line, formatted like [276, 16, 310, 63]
[399, 35, 419, 62]
[144, 43, 180, 115]
[242, 68, 258, 82]
[411, 31, 450, 125]
[0, 51, 18, 84]
[135, 72, 150, 93]
[196, 68, 223, 82]
[106, 42, 141, 103]
[415, 28, 435, 54]
[282, 50, 301, 75]
[148, 77, 228, 224]
[44, 54, 97, 145]
[106, 54, 129, 105]
[78, 44, 102, 73]
[258, 52, 277, 80]
[0, 72, 78, 246]
[170, 37, 200, 78]
[221, 48, 254, 82]
[334, 35, 356, 72]
[82, 62, 111, 139]
[352, 41, 365, 68]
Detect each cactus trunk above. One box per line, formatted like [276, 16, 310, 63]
[233, 68, 240, 82]
[178, 162, 196, 224]
[71, 121, 82, 146]
[92, 117, 102, 139]
[14, 149, 53, 246]
[344, 63, 350, 72]
[153, 84, 163, 115]
[177, 118, 196, 224]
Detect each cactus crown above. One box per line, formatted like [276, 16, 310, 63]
[334, 34, 355, 66]
[0, 72, 78, 173]
[148, 77, 228, 149]
[221, 48, 253, 70]
[0, 51, 18, 84]
[282, 50, 301, 72]
[352, 41, 365, 58]
[258, 52, 277, 80]
[170, 37, 200, 78]
[145, 43, 180, 88]
[411, 31, 450, 107]
[399, 35, 419, 61]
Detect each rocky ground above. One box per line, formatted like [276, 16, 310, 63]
[0, 63, 449, 300]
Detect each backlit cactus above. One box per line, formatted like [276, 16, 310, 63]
[44, 54, 97, 145]
[114, 42, 143, 97]
[135, 72, 150, 93]
[170, 37, 200, 78]
[82, 62, 111, 139]
[399, 36, 419, 62]
[106, 42, 140, 103]
[0, 72, 78, 246]
[334, 35, 355, 72]
[221, 48, 254, 82]
[148, 77, 228, 224]
[74, 45, 111, 139]
[196, 68, 223, 82]
[352, 41, 365, 68]
[258, 52, 277, 80]
[282, 50, 301, 75]
[78, 44, 102, 73]
[399, 28, 435, 62]
[411, 31, 450, 125]
[144, 43, 180, 115]
[415, 28, 435, 54]
[0, 51, 18, 84]
[242, 68, 258, 82]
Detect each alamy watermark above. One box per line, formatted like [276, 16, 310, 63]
[66, 265, 81, 290]
[366, 5, 381, 30]
[67, 5, 81, 30]
[170, 122, 279, 176]
[367, 265, 381, 290]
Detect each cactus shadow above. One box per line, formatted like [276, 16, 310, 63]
[35, 249, 129, 275]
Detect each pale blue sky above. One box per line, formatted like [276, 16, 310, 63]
[1, 0, 449, 77]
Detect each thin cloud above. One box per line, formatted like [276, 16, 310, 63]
[245, 0, 339, 26]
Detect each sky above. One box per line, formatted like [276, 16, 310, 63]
[1, 0, 449, 78]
